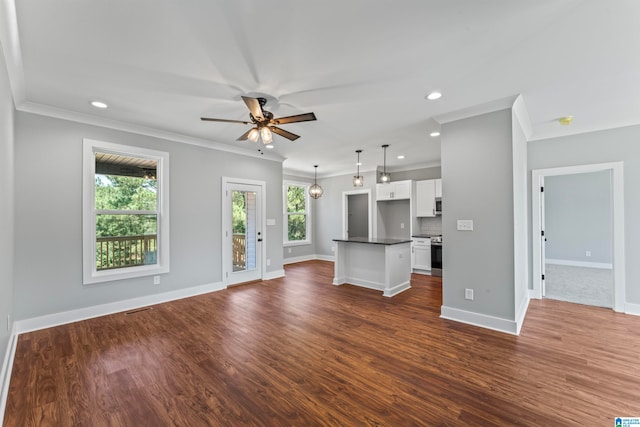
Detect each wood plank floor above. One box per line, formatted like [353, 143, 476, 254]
[4, 260, 640, 426]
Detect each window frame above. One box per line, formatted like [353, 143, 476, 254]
[283, 181, 311, 246]
[82, 138, 170, 284]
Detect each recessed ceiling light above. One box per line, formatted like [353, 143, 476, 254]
[265, 144, 274, 149]
[356, 162, 362, 166]
[91, 101, 108, 109]
[426, 92, 442, 100]
[397, 155, 405, 160]
[430, 131, 441, 137]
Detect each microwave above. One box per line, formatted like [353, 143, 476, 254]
[435, 198, 442, 215]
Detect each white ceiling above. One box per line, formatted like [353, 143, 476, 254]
[2, 0, 639, 177]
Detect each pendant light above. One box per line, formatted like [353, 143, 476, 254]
[309, 165, 324, 199]
[380, 144, 391, 183]
[353, 149, 363, 187]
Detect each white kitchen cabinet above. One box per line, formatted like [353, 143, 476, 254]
[435, 178, 442, 198]
[412, 238, 431, 271]
[376, 180, 412, 201]
[416, 180, 436, 217]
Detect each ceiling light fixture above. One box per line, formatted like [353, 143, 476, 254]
[247, 127, 260, 142]
[309, 165, 324, 199]
[265, 144, 274, 149]
[430, 131, 441, 137]
[380, 144, 391, 184]
[559, 116, 573, 126]
[91, 101, 108, 109]
[353, 150, 363, 187]
[426, 92, 442, 100]
[260, 126, 273, 144]
[397, 155, 405, 160]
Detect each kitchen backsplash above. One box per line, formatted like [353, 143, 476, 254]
[418, 217, 442, 235]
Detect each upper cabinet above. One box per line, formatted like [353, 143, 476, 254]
[416, 178, 441, 217]
[376, 180, 412, 201]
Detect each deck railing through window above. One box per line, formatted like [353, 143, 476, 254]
[96, 235, 157, 270]
[233, 234, 246, 269]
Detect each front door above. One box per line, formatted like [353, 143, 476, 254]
[223, 180, 263, 285]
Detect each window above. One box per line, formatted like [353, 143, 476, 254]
[284, 182, 311, 245]
[83, 139, 170, 284]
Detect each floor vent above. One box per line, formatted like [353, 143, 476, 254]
[125, 307, 152, 315]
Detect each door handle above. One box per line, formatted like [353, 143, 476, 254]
[258, 238, 263, 242]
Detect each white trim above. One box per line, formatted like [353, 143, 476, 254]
[316, 254, 335, 262]
[283, 255, 317, 265]
[82, 139, 170, 284]
[625, 302, 640, 316]
[545, 259, 613, 270]
[341, 189, 373, 239]
[434, 95, 519, 125]
[263, 269, 285, 280]
[18, 101, 284, 163]
[0, 0, 26, 106]
[531, 162, 625, 312]
[514, 294, 531, 335]
[0, 323, 18, 427]
[440, 306, 520, 335]
[15, 281, 226, 335]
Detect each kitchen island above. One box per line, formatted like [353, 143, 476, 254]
[332, 237, 412, 297]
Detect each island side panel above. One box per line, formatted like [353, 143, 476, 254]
[333, 242, 386, 291]
[383, 242, 412, 297]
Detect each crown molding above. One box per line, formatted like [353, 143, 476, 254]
[0, 0, 26, 106]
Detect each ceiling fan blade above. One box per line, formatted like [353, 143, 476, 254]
[236, 129, 253, 141]
[241, 96, 264, 121]
[272, 112, 317, 125]
[201, 117, 251, 124]
[270, 126, 300, 141]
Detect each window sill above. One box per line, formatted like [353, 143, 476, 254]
[83, 264, 169, 285]
[284, 241, 312, 247]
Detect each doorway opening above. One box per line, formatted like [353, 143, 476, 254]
[342, 189, 372, 239]
[531, 162, 625, 311]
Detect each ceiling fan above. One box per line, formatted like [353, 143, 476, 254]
[201, 96, 317, 144]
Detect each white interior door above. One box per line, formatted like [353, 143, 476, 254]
[540, 177, 547, 297]
[223, 180, 263, 285]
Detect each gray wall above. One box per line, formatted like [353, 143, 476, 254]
[528, 124, 640, 303]
[13, 112, 284, 320]
[391, 166, 441, 182]
[441, 109, 515, 320]
[545, 171, 612, 264]
[0, 43, 15, 370]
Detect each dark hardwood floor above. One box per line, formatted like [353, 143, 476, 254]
[4, 260, 640, 426]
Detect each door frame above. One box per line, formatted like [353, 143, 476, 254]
[531, 162, 625, 311]
[342, 189, 372, 239]
[222, 177, 267, 286]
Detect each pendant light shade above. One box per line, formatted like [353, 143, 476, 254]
[353, 149, 363, 187]
[380, 144, 391, 183]
[247, 127, 260, 142]
[309, 165, 324, 199]
[260, 126, 273, 144]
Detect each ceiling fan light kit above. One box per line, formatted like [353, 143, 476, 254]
[201, 96, 316, 144]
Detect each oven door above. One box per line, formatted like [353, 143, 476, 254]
[431, 243, 442, 276]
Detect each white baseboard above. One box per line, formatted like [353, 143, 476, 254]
[546, 259, 612, 269]
[263, 269, 285, 280]
[625, 302, 640, 316]
[0, 324, 18, 427]
[514, 294, 531, 335]
[283, 254, 335, 265]
[333, 277, 383, 291]
[440, 306, 520, 335]
[283, 255, 317, 265]
[15, 281, 225, 334]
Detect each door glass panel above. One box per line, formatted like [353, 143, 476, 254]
[232, 190, 257, 272]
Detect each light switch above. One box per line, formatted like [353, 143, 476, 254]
[267, 218, 276, 226]
[457, 220, 474, 231]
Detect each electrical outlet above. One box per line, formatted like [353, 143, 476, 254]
[331, 246, 335, 252]
[288, 248, 292, 254]
[6, 314, 10, 331]
[465, 288, 474, 300]
[267, 259, 271, 266]
[153, 275, 161, 285]
[586, 250, 591, 257]
[400, 223, 405, 229]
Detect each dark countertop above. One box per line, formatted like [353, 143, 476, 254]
[332, 237, 412, 245]
[412, 234, 439, 238]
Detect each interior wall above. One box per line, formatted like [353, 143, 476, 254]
[545, 171, 612, 264]
[13, 112, 284, 320]
[0, 42, 15, 373]
[391, 166, 441, 182]
[441, 109, 516, 320]
[528, 124, 640, 304]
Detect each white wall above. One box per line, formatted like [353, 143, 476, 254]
[0, 41, 15, 386]
[13, 112, 284, 320]
[528, 124, 640, 305]
[441, 109, 516, 322]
